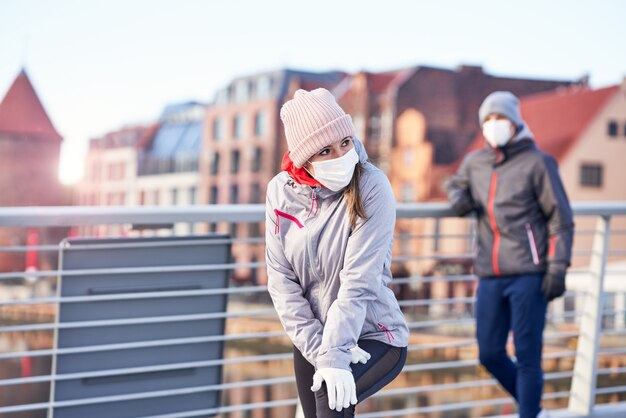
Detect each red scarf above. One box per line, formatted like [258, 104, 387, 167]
[281, 151, 322, 187]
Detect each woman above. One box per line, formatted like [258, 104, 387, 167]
[265, 88, 409, 417]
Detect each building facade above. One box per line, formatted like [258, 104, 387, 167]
[0, 69, 69, 272]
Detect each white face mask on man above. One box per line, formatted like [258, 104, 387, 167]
[483, 119, 515, 148]
[307, 148, 359, 191]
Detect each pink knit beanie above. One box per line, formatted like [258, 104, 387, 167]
[280, 88, 356, 168]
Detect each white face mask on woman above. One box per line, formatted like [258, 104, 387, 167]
[308, 148, 359, 191]
[483, 119, 514, 148]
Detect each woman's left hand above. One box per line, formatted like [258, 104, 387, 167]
[349, 345, 371, 364]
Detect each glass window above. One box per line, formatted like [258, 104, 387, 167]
[230, 184, 239, 204]
[171, 188, 178, 205]
[252, 148, 262, 173]
[210, 152, 220, 175]
[235, 80, 249, 103]
[231, 150, 240, 173]
[580, 163, 603, 187]
[213, 118, 222, 141]
[256, 76, 272, 100]
[210, 186, 219, 204]
[189, 186, 197, 205]
[250, 183, 261, 203]
[401, 183, 414, 203]
[254, 112, 265, 137]
[233, 114, 245, 139]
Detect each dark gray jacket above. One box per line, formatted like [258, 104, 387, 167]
[447, 138, 574, 278]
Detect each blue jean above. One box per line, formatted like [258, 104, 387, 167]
[476, 273, 547, 418]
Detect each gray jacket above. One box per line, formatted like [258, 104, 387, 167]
[265, 140, 409, 371]
[447, 138, 574, 278]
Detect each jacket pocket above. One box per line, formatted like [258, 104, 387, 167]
[525, 223, 540, 265]
[274, 209, 303, 234]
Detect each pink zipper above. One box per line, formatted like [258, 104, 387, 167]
[378, 323, 394, 343]
[308, 192, 318, 218]
[525, 223, 540, 265]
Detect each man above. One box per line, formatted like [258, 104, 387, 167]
[447, 91, 574, 418]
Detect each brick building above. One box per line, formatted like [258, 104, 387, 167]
[200, 69, 347, 283]
[0, 69, 69, 272]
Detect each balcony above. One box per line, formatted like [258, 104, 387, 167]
[0, 202, 625, 417]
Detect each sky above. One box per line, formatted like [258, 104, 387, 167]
[1, 0, 625, 184]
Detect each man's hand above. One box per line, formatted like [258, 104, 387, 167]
[542, 268, 566, 302]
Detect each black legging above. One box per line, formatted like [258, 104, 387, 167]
[293, 339, 407, 418]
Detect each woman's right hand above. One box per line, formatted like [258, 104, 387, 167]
[349, 344, 371, 364]
[311, 368, 357, 411]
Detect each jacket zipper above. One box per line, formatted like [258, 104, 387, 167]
[308, 192, 319, 218]
[487, 171, 501, 276]
[306, 188, 323, 283]
[525, 223, 540, 265]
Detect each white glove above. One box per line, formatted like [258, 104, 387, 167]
[349, 345, 371, 364]
[310, 367, 357, 411]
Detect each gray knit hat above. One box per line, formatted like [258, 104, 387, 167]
[478, 91, 523, 128]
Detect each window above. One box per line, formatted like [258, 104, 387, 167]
[401, 183, 414, 203]
[368, 115, 381, 141]
[608, 120, 618, 137]
[210, 152, 220, 175]
[252, 148, 262, 173]
[153, 190, 160, 205]
[189, 187, 197, 205]
[213, 118, 222, 141]
[353, 114, 366, 140]
[233, 114, 245, 139]
[171, 188, 178, 205]
[580, 163, 603, 187]
[254, 112, 265, 137]
[250, 183, 261, 203]
[249, 222, 261, 238]
[139, 190, 146, 205]
[230, 185, 239, 204]
[210, 186, 219, 204]
[256, 76, 272, 100]
[235, 80, 249, 103]
[231, 150, 240, 173]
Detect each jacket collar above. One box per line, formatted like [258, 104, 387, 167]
[489, 137, 536, 166]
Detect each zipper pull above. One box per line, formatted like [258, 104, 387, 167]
[308, 190, 317, 218]
[312, 191, 319, 217]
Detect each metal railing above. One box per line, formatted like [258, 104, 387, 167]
[0, 202, 625, 417]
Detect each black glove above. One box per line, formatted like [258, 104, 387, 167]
[542, 267, 566, 302]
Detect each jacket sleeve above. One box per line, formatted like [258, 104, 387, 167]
[447, 155, 476, 216]
[265, 189, 324, 366]
[534, 155, 574, 273]
[315, 171, 396, 371]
